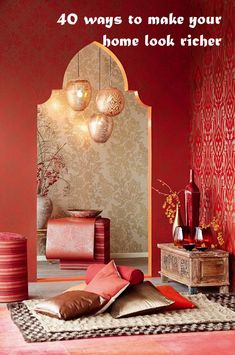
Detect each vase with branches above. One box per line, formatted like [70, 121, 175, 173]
[152, 179, 183, 224]
[37, 121, 69, 228]
[37, 127, 69, 196]
[152, 178, 225, 249]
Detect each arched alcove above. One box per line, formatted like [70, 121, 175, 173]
[37, 42, 152, 279]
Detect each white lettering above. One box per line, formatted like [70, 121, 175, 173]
[103, 35, 139, 47]
[128, 16, 142, 24]
[189, 16, 222, 29]
[114, 16, 122, 25]
[57, 13, 78, 25]
[181, 34, 222, 46]
[84, 16, 122, 28]
[84, 16, 97, 25]
[145, 34, 175, 46]
[148, 13, 184, 25]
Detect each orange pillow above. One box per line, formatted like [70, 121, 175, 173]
[156, 285, 196, 311]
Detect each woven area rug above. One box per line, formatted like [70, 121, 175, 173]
[7, 293, 235, 343]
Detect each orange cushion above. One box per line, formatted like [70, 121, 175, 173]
[156, 285, 196, 310]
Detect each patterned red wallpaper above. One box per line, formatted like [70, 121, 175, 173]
[190, 0, 235, 282]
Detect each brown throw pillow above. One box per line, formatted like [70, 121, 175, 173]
[110, 281, 174, 318]
[34, 290, 106, 320]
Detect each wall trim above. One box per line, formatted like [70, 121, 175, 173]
[111, 252, 148, 258]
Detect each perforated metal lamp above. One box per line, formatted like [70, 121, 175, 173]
[88, 113, 113, 143]
[65, 52, 92, 111]
[96, 87, 125, 117]
[65, 79, 92, 111]
[95, 49, 125, 117]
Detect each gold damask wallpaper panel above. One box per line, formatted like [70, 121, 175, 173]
[38, 43, 148, 253]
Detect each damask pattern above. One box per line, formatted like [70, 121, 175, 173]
[38, 43, 149, 253]
[190, 1, 235, 277]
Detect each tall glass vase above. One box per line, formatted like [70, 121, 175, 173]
[184, 169, 200, 230]
[172, 203, 184, 237]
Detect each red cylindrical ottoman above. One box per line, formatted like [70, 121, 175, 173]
[0, 232, 28, 302]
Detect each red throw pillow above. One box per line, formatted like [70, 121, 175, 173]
[86, 264, 144, 285]
[156, 285, 196, 310]
[85, 260, 129, 314]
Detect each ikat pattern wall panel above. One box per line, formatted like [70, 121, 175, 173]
[190, 1, 234, 264]
[37, 43, 149, 254]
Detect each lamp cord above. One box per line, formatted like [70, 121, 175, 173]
[99, 47, 101, 90]
[77, 52, 80, 78]
[109, 55, 112, 87]
[98, 48, 112, 89]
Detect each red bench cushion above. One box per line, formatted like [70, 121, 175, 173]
[86, 263, 144, 285]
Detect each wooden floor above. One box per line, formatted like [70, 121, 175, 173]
[29, 277, 188, 299]
[37, 257, 149, 278]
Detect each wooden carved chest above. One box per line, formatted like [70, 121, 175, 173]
[157, 243, 229, 294]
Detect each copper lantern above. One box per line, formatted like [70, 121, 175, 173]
[96, 87, 125, 117]
[66, 80, 92, 111]
[88, 113, 113, 143]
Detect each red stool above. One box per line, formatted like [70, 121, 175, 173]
[0, 233, 28, 302]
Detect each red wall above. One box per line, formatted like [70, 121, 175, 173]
[190, 0, 235, 286]
[0, 0, 191, 280]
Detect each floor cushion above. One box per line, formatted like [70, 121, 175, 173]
[86, 263, 144, 285]
[156, 285, 196, 310]
[34, 290, 106, 320]
[110, 281, 174, 318]
[85, 260, 129, 314]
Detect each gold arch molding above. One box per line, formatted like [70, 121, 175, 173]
[37, 41, 152, 280]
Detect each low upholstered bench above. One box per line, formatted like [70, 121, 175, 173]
[0, 232, 28, 302]
[46, 217, 110, 269]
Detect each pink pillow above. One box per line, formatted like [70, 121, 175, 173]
[86, 264, 144, 285]
[85, 260, 129, 314]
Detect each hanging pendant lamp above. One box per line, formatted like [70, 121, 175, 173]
[88, 49, 114, 143]
[96, 51, 125, 117]
[96, 87, 125, 117]
[88, 113, 113, 143]
[66, 53, 92, 111]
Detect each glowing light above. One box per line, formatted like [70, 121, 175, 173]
[66, 80, 92, 111]
[96, 87, 125, 117]
[88, 113, 113, 143]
